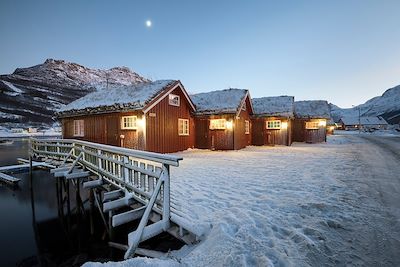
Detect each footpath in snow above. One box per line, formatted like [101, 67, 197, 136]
[85, 133, 400, 267]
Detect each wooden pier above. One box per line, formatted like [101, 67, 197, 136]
[29, 138, 205, 259]
[0, 158, 55, 185]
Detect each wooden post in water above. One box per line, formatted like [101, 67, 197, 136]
[89, 189, 95, 236]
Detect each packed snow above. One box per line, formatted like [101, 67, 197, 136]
[252, 96, 294, 117]
[84, 133, 400, 266]
[294, 100, 331, 119]
[59, 80, 176, 113]
[191, 89, 247, 115]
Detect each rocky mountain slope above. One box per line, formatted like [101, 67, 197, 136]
[331, 85, 400, 124]
[0, 59, 149, 127]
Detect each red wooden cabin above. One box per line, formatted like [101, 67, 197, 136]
[292, 100, 331, 143]
[57, 80, 196, 153]
[251, 96, 294, 146]
[191, 89, 253, 150]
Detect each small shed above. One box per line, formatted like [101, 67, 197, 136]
[293, 100, 331, 143]
[191, 89, 253, 150]
[57, 80, 196, 153]
[339, 116, 388, 131]
[251, 96, 294, 146]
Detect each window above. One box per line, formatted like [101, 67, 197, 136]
[305, 121, 319, 129]
[210, 119, 226, 130]
[245, 120, 250, 134]
[73, 120, 84, 137]
[169, 94, 180, 106]
[266, 120, 281, 129]
[121, 116, 137, 129]
[178, 119, 189, 136]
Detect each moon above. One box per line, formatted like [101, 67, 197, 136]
[146, 20, 152, 28]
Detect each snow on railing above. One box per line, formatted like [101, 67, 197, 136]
[29, 138, 187, 258]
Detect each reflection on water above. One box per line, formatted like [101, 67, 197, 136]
[0, 140, 113, 266]
[0, 139, 184, 266]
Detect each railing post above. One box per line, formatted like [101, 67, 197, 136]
[82, 145, 86, 163]
[162, 164, 170, 228]
[56, 141, 60, 160]
[123, 156, 129, 183]
[97, 149, 102, 171]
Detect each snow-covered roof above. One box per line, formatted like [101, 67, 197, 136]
[58, 80, 177, 116]
[252, 96, 294, 117]
[340, 116, 388, 126]
[191, 89, 249, 115]
[294, 100, 331, 119]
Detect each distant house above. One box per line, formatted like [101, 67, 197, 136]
[191, 89, 253, 150]
[326, 119, 336, 135]
[57, 80, 196, 153]
[28, 127, 38, 133]
[339, 116, 388, 131]
[251, 96, 294, 146]
[293, 100, 331, 143]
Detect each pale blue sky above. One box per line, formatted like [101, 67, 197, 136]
[1, 0, 399, 107]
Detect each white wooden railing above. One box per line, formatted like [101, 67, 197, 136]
[29, 138, 199, 259]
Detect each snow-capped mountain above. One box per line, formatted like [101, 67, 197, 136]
[0, 59, 149, 127]
[331, 85, 400, 124]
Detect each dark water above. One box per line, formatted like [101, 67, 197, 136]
[0, 139, 183, 267]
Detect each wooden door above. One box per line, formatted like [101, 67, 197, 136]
[106, 116, 119, 146]
[195, 119, 209, 149]
[251, 120, 264, 145]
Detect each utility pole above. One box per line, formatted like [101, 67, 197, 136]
[358, 106, 361, 134]
[105, 72, 110, 90]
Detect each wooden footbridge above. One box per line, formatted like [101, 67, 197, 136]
[28, 138, 204, 259]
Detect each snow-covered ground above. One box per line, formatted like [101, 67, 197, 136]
[85, 133, 400, 267]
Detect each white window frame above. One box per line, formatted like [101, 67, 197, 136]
[245, 120, 250, 134]
[169, 94, 180, 107]
[178, 118, 189, 136]
[121, 116, 137, 130]
[266, 120, 281, 129]
[73, 120, 84, 137]
[305, 121, 319, 130]
[210, 119, 226, 130]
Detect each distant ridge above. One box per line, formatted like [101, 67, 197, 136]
[0, 59, 149, 127]
[330, 85, 400, 124]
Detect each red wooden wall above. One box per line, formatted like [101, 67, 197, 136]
[292, 119, 327, 143]
[251, 117, 292, 146]
[62, 111, 145, 149]
[194, 95, 252, 150]
[145, 86, 195, 153]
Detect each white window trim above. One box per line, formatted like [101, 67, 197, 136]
[178, 118, 189, 136]
[210, 119, 227, 130]
[73, 120, 84, 137]
[169, 94, 180, 107]
[305, 121, 319, 130]
[121, 116, 138, 130]
[266, 120, 281, 129]
[245, 120, 250, 134]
